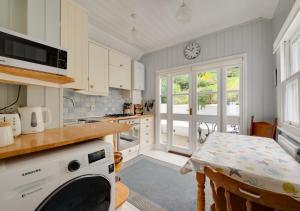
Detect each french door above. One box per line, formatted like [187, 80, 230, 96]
[157, 57, 244, 154]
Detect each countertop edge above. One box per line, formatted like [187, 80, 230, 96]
[0, 122, 131, 160]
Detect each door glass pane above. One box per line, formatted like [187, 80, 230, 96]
[226, 66, 240, 117]
[197, 71, 218, 115]
[160, 77, 168, 113]
[173, 74, 189, 114]
[196, 122, 218, 149]
[197, 93, 218, 115]
[226, 67, 240, 91]
[227, 92, 240, 116]
[173, 120, 189, 149]
[160, 119, 168, 144]
[173, 94, 189, 114]
[197, 71, 218, 92]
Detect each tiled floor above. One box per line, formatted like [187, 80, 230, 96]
[143, 150, 189, 167]
[118, 150, 189, 211]
[116, 201, 140, 211]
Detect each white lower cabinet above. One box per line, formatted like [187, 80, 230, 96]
[121, 145, 139, 162]
[139, 116, 154, 154]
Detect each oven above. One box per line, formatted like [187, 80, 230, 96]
[117, 119, 140, 151]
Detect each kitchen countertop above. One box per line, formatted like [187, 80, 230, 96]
[64, 114, 154, 126]
[100, 114, 154, 122]
[0, 121, 131, 160]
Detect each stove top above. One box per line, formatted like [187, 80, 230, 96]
[104, 113, 134, 118]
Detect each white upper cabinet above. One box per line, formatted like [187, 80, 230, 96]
[0, 0, 27, 34]
[88, 41, 109, 96]
[61, 0, 88, 90]
[109, 50, 131, 90]
[132, 61, 145, 91]
[109, 50, 131, 70]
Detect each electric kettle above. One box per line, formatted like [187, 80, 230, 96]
[18, 107, 52, 134]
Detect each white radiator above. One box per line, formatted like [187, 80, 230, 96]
[278, 135, 300, 163]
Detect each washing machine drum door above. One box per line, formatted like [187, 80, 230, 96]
[36, 175, 111, 211]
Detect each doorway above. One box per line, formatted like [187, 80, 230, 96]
[156, 56, 245, 154]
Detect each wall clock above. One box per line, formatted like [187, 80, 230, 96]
[184, 42, 201, 60]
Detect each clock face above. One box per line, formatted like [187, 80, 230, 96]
[184, 42, 201, 60]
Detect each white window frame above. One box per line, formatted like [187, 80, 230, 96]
[280, 34, 300, 133]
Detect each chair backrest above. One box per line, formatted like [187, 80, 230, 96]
[204, 166, 300, 211]
[250, 116, 278, 139]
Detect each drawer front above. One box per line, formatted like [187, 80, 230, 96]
[141, 122, 153, 131]
[121, 145, 139, 157]
[109, 50, 131, 70]
[140, 117, 154, 124]
[140, 130, 153, 138]
[140, 131, 154, 145]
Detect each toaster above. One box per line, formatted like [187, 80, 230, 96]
[0, 113, 21, 136]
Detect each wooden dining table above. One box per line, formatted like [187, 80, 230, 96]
[181, 132, 300, 211]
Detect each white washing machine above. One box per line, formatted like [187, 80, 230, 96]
[0, 140, 115, 211]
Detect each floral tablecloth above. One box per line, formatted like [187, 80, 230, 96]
[181, 132, 300, 199]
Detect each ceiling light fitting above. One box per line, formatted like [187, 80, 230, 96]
[176, 0, 192, 23]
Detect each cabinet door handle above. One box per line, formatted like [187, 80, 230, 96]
[120, 64, 123, 67]
[120, 85, 123, 88]
[90, 85, 94, 88]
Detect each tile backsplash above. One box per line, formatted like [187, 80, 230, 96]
[63, 88, 127, 119]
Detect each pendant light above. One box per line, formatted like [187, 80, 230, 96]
[176, 0, 192, 23]
[128, 13, 138, 43]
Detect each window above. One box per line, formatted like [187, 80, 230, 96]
[292, 38, 300, 75]
[281, 38, 300, 128]
[284, 79, 299, 124]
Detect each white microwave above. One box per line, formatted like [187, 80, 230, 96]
[0, 27, 68, 76]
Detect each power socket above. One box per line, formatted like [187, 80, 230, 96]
[90, 104, 96, 112]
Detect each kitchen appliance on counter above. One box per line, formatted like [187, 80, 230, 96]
[0, 27, 68, 75]
[0, 140, 115, 211]
[134, 104, 143, 115]
[0, 122, 14, 147]
[0, 113, 21, 136]
[123, 102, 132, 115]
[18, 107, 51, 134]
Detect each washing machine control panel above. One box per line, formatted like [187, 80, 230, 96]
[88, 149, 106, 164]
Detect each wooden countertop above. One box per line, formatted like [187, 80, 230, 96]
[101, 114, 154, 122]
[0, 122, 131, 160]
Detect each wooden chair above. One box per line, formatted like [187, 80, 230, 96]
[250, 116, 278, 139]
[204, 166, 300, 211]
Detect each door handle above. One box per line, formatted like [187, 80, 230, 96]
[189, 108, 192, 115]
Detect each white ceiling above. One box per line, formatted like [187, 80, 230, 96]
[75, 0, 279, 54]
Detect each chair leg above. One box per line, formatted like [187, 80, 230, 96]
[211, 203, 216, 211]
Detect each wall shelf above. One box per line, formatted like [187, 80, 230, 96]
[0, 64, 74, 87]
